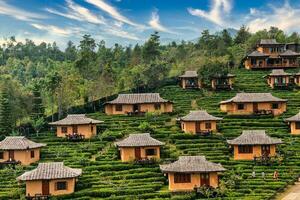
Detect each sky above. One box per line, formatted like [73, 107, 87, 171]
[0, 0, 300, 48]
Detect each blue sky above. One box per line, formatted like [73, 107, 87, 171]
[0, 0, 300, 48]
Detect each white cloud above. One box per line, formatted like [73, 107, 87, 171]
[187, 0, 232, 27]
[85, 0, 144, 28]
[148, 10, 175, 34]
[46, 0, 105, 25]
[246, 2, 300, 33]
[0, 1, 46, 21]
[30, 23, 82, 36]
[106, 28, 139, 40]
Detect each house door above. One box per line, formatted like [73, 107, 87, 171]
[8, 150, 14, 160]
[72, 125, 78, 134]
[133, 104, 139, 112]
[42, 180, 50, 195]
[135, 147, 141, 160]
[261, 145, 270, 156]
[200, 173, 210, 186]
[195, 122, 201, 133]
[253, 103, 258, 112]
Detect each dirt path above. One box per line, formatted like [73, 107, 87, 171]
[276, 181, 300, 200]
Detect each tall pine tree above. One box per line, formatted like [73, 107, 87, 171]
[0, 87, 13, 136]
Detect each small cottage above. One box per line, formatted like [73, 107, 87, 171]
[284, 111, 300, 135]
[49, 114, 103, 139]
[105, 93, 173, 115]
[0, 136, 46, 166]
[160, 156, 226, 192]
[265, 69, 292, 89]
[17, 162, 82, 197]
[227, 130, 283, 160]
[178, 71, 201, 89]
[115, 133, 164, 162]
[179, 110, 222, 134]
[220, 93, 287, 116]
[210, 74, 235, 90]
[294, 72, 300, 86]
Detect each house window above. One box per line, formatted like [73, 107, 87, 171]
[154, 103, 161, 110]
[237, 104, 244, 110]
[238, 145, 253, 154]
[91, 126, 94, 132]
[296, 122, 300, 130]
[0, 151, 3, 159]
[146, 148, 157, 156]
[30, 150, 35, 158]
[56, 181, 67, 190]
[115, 104, 122, 111]
[61, 126, 68, 134]
[272, 103, 279, 109]
[174, 173, 191, 183]
[205, 122, 211, 129]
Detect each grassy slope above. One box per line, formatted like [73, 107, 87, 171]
[1, 68, 300, 200]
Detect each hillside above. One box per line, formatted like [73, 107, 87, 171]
[1, 67, 300, 200]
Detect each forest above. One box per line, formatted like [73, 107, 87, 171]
[1, 26, 300, 137]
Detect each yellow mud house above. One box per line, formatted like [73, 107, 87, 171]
[294, 72, 300, 86]
[115, 133, 164, 162]
[220, 93, 287, 116]
[17, 162, 82, 198]
[160, 156, 226, 192]
[179, 110, 222, 134]
[265, 69, 292, 89]
[178, 71, 201, 89]
[105, 93, 173, 115]
[49, 114, 103, 139]
[244, 39, 300, 69]
[284, 111, 300, 135]
[210, 74, 235, 90]
[227, 130, 283, 160]
[0, 136, 46, 166]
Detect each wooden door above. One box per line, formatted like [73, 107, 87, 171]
[261, 145, 270, 156]
[200, 173, 210, 186]
[133, 104, 139, 112]
[42, 180, 50, 195]
[135, 147, 141, 160]
[72, 125, 78, 134]
[253, 103, 258, 112]
[195, 122, 201, 133]
[8, 150, 14, 160]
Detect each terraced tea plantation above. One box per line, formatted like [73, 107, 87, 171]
[1, 68, 300, 200]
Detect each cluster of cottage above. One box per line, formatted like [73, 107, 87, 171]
[1, 38, 300, 198]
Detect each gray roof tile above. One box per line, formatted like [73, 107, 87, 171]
[106, 93, 172, 104]
[180, 110, 222, 121]
[49, 114, 103, 125]
[115, 133, 165, 147]
[179, 71, 198, 78]
[247, 51, 269, 57]
[285, 111, 300, 122]
[220, 93, 287, 104]
[0, 136, 46, 150]
[268, 69, 291, 76]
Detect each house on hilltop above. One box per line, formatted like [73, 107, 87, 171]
[220, 93, 287, 116]
[244, 39, 300, 69]
[104, 93, 173, 115]
[265, 69, 293, 89]
[49, 114, 103, 139]
[115, 133, 164, 162]
[178, 71, 202, 89]
[17, 162, 82, 197]
[0, 136, 46, 165]
[210, 73, 235, 90]
[179, 110, 222, 135]
[227, 130, 283, 160]
[284, 111, 300, 135]
[160, 156, 226, 191]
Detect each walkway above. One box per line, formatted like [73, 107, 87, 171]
[277, 181, 300, 200]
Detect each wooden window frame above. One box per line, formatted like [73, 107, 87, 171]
[115, 104, 122, 112]
[237, 103, 245, 110]
[238, 145, 253, 154]
[205, 122, 212, 129]
[56, 181, 68, 190]
[154, 103, 161, 110]
[295, 122, 300, 130]
[174, 173, 191, 183]
[61, 126, 68, 134]
[272, 103, 279, 109]
[145, 148, 157, 156]
[0, 151, 3, 159]
[91, 125, 94, 132]
[30, 150, 35, 158]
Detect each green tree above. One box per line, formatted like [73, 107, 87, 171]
[234, 25, 251, 44]
[0, 86, 13, 136]
[142, 32, 161, 63]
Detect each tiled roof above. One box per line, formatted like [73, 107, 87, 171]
[247, 51, 269, 57]
[114, 133, 165, 147]
[160, 156, 226, 173]
[0, 136, 46, 150]
[285, 111, 300, 122]
[227, 130, 283, 145]
[280, 50, 300, 56]
[106, 93, 172, 104]
[49, 114, 103, 125]
[179, 71, 198, 78]
[180, 110, 222, 122]
[220, 93, 287, 104]
[268, 69, 291, 76]
[17, 162, 82, 181]
[260, 39, 279, 45]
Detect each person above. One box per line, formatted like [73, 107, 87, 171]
[252, 170, 256, 178]
[273, 170, 279, 180]
[262, 171, 265, 180]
